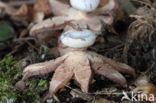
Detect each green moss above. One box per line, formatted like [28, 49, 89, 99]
[38, 79, 47, 88]
[0, 54, 48, 102]
[0, 54, 22, 102]
[22, 79, 48, 102]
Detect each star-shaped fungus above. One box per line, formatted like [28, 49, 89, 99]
[17, 29, 136, 95]
[30, 0, 118, 37]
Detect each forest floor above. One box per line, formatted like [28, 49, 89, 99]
[0, 0, 156, 103]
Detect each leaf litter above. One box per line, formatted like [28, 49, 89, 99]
[0, 0, 156, 103]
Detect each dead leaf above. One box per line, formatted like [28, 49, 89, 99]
[33, 0, 51, 16]
[109, 27, 119, 35]
[20, 29, 29, 38]
[133, 83, 156, 102]
[116, 8, 124, 21]
[0, 1, 16, 15]
[13, 4, 28, 17]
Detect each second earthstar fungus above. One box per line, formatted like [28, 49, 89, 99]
[30, 0, 117, 37]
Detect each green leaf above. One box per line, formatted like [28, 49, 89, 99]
[0, 24, 14, 41]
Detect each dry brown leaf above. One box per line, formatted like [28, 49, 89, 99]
[13, 4, 28, 17]
[109, 27, 119, 35]
[0, 0, 52, 24]
[0, 1, 16, 15]
[20, 29, 28, 38]
[133, 83, 156, 102]
[33, 0, 51, 16]
[116, 8, 124, 21]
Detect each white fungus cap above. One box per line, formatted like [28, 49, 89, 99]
[60, 29, 97, 48]
[70, 0, 100, 12]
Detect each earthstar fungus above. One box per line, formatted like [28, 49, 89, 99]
[30, 0, 117, 37]
[19, 29, 136, 95]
